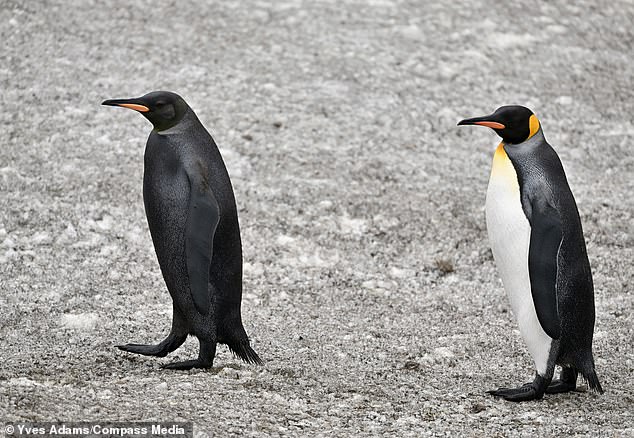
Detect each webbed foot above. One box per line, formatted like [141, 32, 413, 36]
[117, 343, 170, 357]
[488, 374, 550, 402]
[546, 367, 578, 394]
[161, 340, 216, 371]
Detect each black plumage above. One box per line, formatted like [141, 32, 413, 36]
[103, 91, 261, 369]
[506, 129, 600, 390]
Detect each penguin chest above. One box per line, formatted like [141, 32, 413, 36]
[143, 143, 190, 257]
[485, 144, 531, 291]
[485, 144, 552, 374]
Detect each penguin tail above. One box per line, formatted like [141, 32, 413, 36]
[579, 358, 604, 394]
[581, 367, 604, 394]
[215, 303, 262, 365]
[227, 339, 263, 365]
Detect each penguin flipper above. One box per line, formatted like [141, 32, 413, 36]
[185, 170, 220, 316]
[528, 198, 562, 340]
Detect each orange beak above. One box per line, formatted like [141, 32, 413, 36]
[457, 115, 505, 130]
[102, 98, 149, 112]
[117, 103, 149, 112]
[472, 121, 505, 129]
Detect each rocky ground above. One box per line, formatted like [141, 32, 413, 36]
[1, 0, 633, 436]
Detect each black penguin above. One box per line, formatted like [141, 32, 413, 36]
[458, 105, 603, 401]
[102, 91, 261, 369]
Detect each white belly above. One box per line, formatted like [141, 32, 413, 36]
[485, 144, 552, 375]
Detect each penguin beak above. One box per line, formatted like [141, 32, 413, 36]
[457, 115, 505, 130]
[102, 98, 150, 113]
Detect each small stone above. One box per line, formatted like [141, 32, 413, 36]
[402, 361, 420, 370]
[434, 258, 454, 275]
[471, 403, 486, 413]
[433, 347, 455, 359]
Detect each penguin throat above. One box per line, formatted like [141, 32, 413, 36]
[153, 108, 193, 134]
[152, 119, 181, 133]
[490, 143, 520, 192]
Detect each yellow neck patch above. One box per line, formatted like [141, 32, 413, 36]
[527, 114, 540, 140]
[490, 143, 520, 192]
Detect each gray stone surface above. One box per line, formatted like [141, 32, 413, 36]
[1, 0, 633, 436]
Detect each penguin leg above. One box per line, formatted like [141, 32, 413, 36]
[161, 339, 217, 370]
[546, 367, 578, 394]
[117, 306, 188, 357]
[488, 373, 551, 402]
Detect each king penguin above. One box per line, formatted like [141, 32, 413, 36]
[458, 105, 603, 401]
[102, 91, 261, 369]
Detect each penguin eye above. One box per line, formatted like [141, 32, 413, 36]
[155, 101, 175, 119]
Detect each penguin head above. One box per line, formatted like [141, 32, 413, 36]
[457, 105, 541, 144]
[102, 91, 190, 131]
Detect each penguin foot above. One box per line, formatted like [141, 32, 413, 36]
[545, 379, 577, 394]
[161, 340, 216, 370]
[161, 359, 213, 370]
[116, 343, 169, 357]
[116, 332, 187, 358]
[546, 367, 578, 394]
[488, 385, 541, 402]
[488, 375, 549, 402]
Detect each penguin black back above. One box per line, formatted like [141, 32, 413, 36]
[103, 91, 261, 369]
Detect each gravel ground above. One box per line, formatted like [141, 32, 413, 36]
[1, 0, 633, 436]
